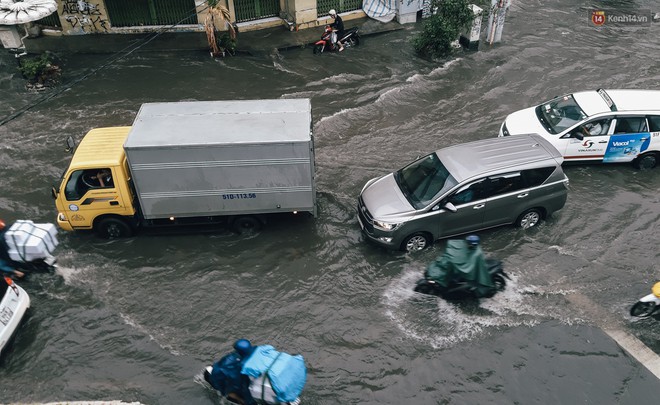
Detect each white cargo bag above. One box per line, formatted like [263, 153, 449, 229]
[249, 374, 279, 405]
[5, 220, 58, 263]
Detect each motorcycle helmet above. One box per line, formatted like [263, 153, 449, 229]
[465, 235, 480, 248]
[233, 339, 253, 358]
[329, 9, 337, 17]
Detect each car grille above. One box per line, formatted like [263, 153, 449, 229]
[357, 196, 375, 233]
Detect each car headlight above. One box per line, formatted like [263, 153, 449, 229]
[373, 220, 401, 231]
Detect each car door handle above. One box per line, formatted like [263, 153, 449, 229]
[473, 204, 485, 209]
[517, 193, 529, 198]
[598, 140, 608, 143]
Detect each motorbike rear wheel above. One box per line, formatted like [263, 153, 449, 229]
[493, 274, 507, 291]
[313, 44, 324, 54]
[346, 35, 360, 47]
[630, 301, 657, 317]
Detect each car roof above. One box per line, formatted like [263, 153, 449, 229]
[436, 134, 562, 183]
[573, 89, 660, 117]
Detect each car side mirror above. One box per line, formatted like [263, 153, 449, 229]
[51, 186, 58, 199]
[572, 131, 584, 140]
[444, 202, 457, 213]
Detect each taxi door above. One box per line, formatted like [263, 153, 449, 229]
[603, 116, 650, 163]
[563, 117, 614, 162]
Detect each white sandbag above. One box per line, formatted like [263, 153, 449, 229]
[5, 220, 58, 263]
[249, 374, 279, 405]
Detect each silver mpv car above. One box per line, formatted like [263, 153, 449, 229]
[357, 134, 569, 252]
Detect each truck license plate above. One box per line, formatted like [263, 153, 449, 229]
[0, 306, 13, 326]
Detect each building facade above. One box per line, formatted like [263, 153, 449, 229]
[36, 0, 368, 35]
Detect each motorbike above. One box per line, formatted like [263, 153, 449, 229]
[313, 25, 360, 54]
[629, 282, 660, 318]
[414, 236, 509, 300]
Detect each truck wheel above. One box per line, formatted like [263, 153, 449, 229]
[96, 217, 133, 238]
[401, 233, 432, 252]
[232, 216, 261, 234]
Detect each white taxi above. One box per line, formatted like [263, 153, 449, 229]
[499, 89, 660, 169]
[0, 276, 30, 355]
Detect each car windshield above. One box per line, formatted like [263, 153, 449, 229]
[535, 94, 587, 134]
[394, 153, 457, 209]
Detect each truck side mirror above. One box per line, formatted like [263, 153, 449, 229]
[51, 186, 58, 199]
[65, 136, 76, 153]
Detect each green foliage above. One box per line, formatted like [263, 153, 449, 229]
[18, 52, 61, 86]
[217, 32, 236, 54]
[412, 0, 474, 58]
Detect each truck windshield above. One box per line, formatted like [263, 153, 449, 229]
[535, 94, 587, 134]
[395, 153, 457, 209]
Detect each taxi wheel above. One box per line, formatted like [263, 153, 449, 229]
[516, 208, 542, 229]
[633, 153, 658, 170]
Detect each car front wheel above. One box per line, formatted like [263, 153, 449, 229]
[516, 209, 542, 229]
[401, 233, 432, 252]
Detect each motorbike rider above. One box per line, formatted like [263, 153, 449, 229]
[205, 339, 257, 404]
[328, 9, 345, 51]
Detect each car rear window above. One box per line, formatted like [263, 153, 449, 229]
[522, 167, 556, 187]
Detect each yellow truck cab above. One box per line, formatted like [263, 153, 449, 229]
[53, 126, 137, 237]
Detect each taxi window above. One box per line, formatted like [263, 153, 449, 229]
[614, 117, 648, 134]
[648, 116, 660, 132]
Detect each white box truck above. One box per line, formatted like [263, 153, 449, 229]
[52, 99, 316, 237]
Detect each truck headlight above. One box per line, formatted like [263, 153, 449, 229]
[373, 220, 400, 231]
[58, 213, 66, 222]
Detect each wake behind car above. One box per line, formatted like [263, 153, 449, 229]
[357, 134, 569, 252]
[0, 276, 30, 355]
[499, 89, 660, 169]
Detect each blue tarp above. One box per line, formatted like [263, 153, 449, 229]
[241, 345, 306, 402]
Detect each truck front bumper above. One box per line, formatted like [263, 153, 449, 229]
[56, 212, 73, 231]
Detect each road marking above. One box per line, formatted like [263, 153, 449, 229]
[603, 328, 660, 379]
[566, 292, 660, 380]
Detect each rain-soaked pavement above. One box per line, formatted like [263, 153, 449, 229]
[1, 0, 660, 404]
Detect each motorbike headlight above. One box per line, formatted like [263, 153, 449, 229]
[373, 220, 400, 231]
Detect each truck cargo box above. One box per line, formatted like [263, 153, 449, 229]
[124, 99, 316, 220]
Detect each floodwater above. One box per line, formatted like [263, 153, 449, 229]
[1, 0, 660, 403]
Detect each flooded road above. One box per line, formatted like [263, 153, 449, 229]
[1, 0, 660, 403]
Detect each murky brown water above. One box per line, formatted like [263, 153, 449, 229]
[1, 0, 660, 403]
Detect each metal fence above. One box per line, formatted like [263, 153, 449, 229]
[233, 0, 280, 22]
[317, 0, 362, 17]
[35, 12, 62, 28]
[105, 0, 198, 27]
